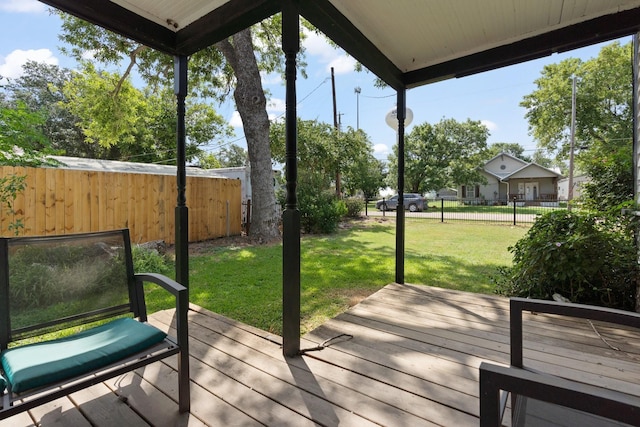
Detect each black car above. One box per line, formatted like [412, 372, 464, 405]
[375, 193, 426, 212]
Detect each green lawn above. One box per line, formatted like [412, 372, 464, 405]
[145, 218, 528, 335]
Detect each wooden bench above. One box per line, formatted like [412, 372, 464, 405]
[0, 229, 190, 419]
[479, 298, 640, 426]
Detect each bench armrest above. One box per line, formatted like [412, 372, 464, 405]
[479, 362, 640, 426]
[510, 297, 640, 367]
[135, 273, 187, 296]
[134, 273, 188, 347]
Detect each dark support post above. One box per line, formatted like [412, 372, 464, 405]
[440, 198, 444, 222]
[395, 90, 407, 284]
[174, 55, 189, 288]
[173, 54, 190, 412]
[513, 196, 517, 226]
[282, 0, 301, 357]
[634, 34, 640, 312]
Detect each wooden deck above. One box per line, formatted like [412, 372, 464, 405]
[2, 283, 640, 426]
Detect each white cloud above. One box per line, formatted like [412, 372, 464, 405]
[481, 119, 498, 132]
[228, 111, 243, 128]
[303, 29, 354, 75]
[229, 98, 286, 129]
[0, 0, 46, 13]
[0, 49, 58, 81]
[373, 143, 389, 158]
[267, 97, 286, 113]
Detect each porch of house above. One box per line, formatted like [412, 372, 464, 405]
[2, 283, 639, 426]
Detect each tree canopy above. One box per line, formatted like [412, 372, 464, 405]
[387, 118, 489, 194]
[56, 12, 300, 240]
[520, 41, 633, 210]
[270, 118, 383, 198]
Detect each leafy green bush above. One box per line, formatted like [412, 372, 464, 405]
[131, 245, 173, 275]
[493, 210, 637, 310]
[344, 197, 364, 218]
[299, 190, 347, 234]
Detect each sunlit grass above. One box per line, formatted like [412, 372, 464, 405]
[145, 218, 528, 335]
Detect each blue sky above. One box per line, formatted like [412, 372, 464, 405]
[0, 0, 630, 164]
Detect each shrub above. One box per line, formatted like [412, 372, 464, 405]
[299, 190, 347, 234]
[493, 210, 637, 310]
[131, 245, 173, 275]
[344, 197, 364, 218]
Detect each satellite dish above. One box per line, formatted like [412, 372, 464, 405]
[385, 106, 413, 131]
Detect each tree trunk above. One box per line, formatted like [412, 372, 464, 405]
[217, 30, 280, 243]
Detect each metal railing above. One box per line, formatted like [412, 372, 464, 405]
[368, 197, 568, 225]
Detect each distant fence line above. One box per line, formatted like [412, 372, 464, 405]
[0, 166, 242, 244]
[368, 197, 567, 225]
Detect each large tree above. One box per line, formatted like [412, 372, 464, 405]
[271, 119, 380, 196]
[1, 61, 88, 156]
[57, 14, 287, 241]
[485, 142, 531, 162]
[520, 41, 633, 210]
[387, 118, 489, 194]
[62, 62, 229, 164]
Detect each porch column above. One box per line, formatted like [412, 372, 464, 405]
[395, 89, 407, 284]
[282, 0, 301, 357]
[634, 34, 640, 312]
[174, 55, 189, 288]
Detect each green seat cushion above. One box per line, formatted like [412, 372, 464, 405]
[1, 318, 167, 393]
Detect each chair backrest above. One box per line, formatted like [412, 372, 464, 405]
[0, 229, 142, 349]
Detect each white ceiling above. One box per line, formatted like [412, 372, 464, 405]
[329, 0, 640, 74]
[40, 0, 640, 89]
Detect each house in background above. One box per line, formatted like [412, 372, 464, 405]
[459, 152, 563, 205]
[557, 174, 590, 201]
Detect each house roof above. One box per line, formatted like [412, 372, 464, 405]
[39, 0, 640, 90]
[482, 152, 562, 181]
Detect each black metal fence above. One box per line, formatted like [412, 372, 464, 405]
[366, 197, 568, 225]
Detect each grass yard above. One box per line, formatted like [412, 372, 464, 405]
[145, 217, 528, 335]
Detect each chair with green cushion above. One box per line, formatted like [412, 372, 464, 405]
[0, 229, 190, 419]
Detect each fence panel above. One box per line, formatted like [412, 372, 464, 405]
[368, 197, 567, 224]
[0, 166, 241, 243]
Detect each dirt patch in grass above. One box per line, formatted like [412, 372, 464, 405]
[168, 216, 389, 255]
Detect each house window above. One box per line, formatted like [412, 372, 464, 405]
[461, 185, 480, 198]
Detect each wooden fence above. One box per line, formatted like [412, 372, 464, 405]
[0, 166, 242, 244]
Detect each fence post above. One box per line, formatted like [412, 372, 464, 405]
[513, 197, 517, 225]
[382, 197, 386, 217]
[441, 198, 444, 222]
[226, 200, 230, 237]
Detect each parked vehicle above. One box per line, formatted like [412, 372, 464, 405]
[375, 193, 427, 212]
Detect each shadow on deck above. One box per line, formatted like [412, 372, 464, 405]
[3, 283, 640, 426]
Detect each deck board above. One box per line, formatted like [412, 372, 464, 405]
[3, 283, 640, 426]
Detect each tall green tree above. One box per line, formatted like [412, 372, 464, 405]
[1, 61, 88, 156]
[485, 142, 531, 162]
[387, 118, 489, 194]
[271, 119, 380, 195]
[218, 144, 248, 167]
[0, 102, 60, 234]
[61, 62, 229, 164]
[57, 13, 298, 241]
[520, 41, 633, 210]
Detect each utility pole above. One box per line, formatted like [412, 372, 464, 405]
[568, 76, 576, 211]
[354, 86, 361, 130]
[331, 67, 341, 196]
[331, 67, 338, 129]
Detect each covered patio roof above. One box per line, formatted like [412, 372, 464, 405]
[39, 0, 640, 89]
[36, 0, 640, 356]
